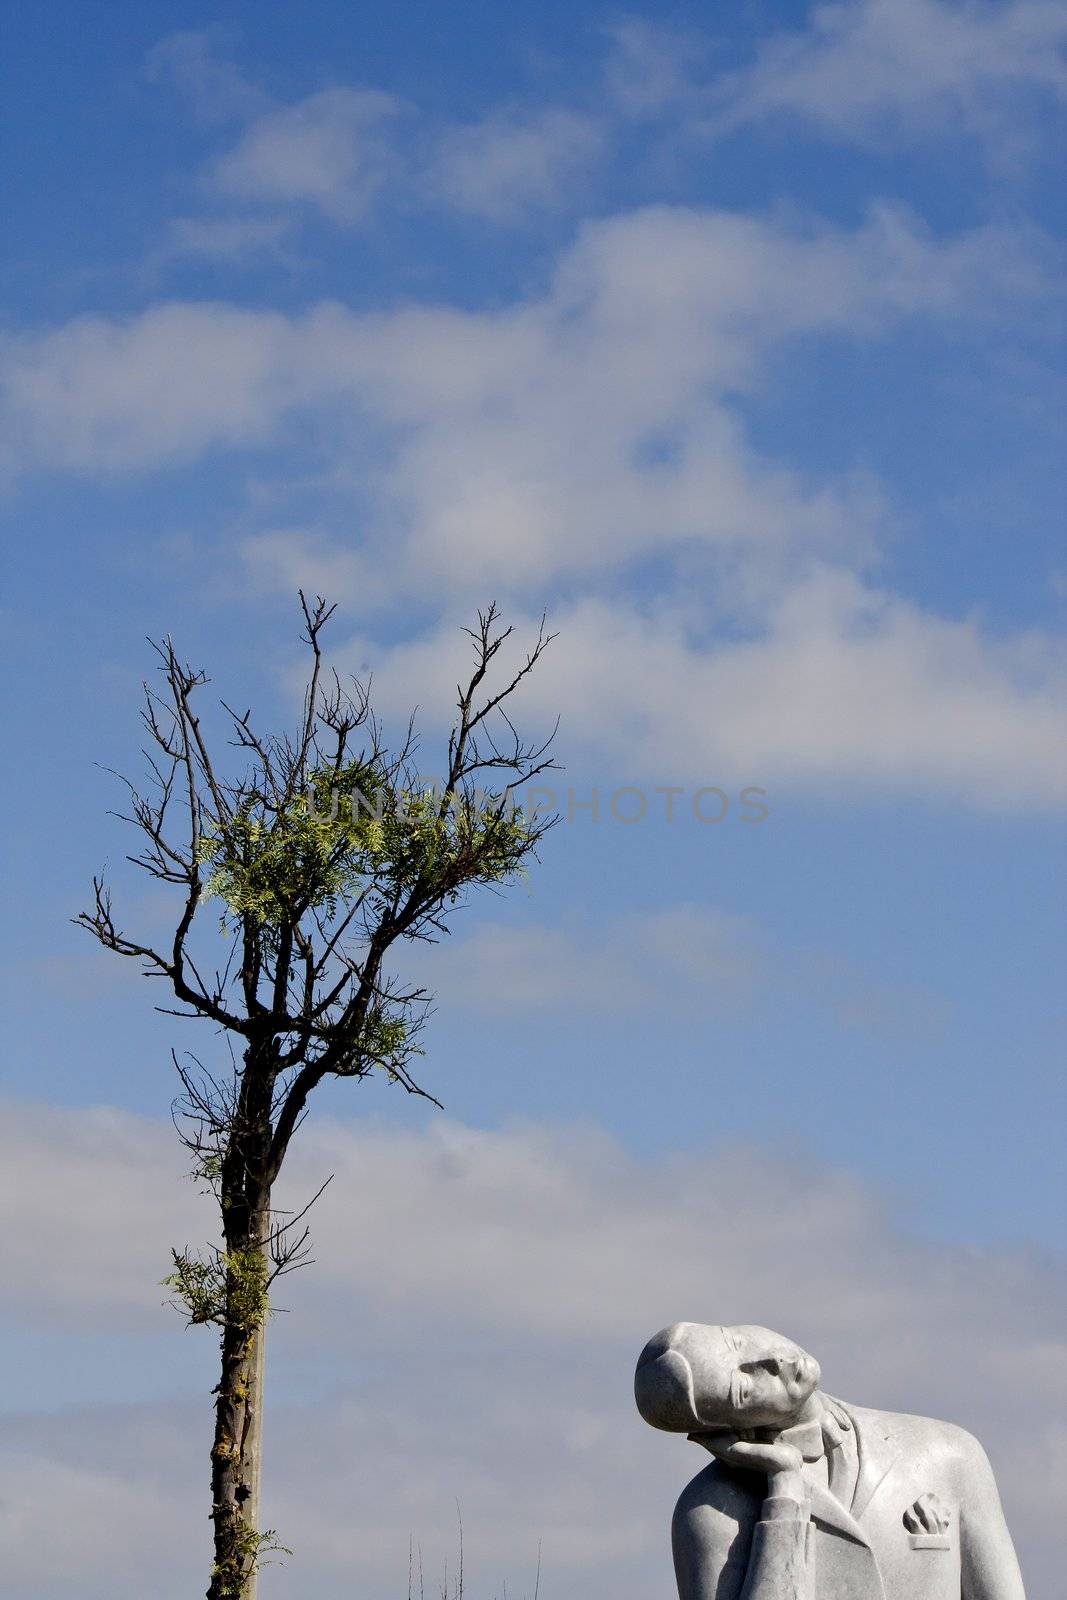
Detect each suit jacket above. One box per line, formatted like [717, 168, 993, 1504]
[671, 1399, 1025, 1600]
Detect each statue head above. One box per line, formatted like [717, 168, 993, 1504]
[635, 1322, 821, 1433]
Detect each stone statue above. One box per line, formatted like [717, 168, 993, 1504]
[635, 1322, 1025, 1600]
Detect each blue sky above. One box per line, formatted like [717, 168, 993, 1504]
[1, 5, 1065, 1598]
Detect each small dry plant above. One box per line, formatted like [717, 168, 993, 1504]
[408, 1509, 543, 1600]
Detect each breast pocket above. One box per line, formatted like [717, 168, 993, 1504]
[909, 1532, 952, 1551]
[899, 1494, 959, 1598]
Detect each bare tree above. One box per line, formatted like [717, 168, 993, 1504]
[77, 598, 557, 1599]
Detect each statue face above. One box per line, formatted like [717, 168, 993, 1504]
[711, 1325, 821, 1426]
[635, 1322, 821, 1433]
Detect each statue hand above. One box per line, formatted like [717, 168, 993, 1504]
[689, 1431, 807, 1504]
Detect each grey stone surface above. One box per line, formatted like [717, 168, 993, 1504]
[635, 1322, 1025, 1599]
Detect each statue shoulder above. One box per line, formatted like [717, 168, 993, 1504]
[672, 1458, 763, 1545]
[672, 1461, 765, 1600]
[839, 1398, 995, 1483]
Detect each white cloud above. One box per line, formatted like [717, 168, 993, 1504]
[603, 19, 708, 116]
[707, 0, 1067, 159]
[2, 205, 1061, 810]
[337, 203, 1042, 601]
[429, 107, 604, 222]
[145, 29, 265, 124]
[1, 203, 1041, 539]
[0, 303, 303, 470]
[208, 87, 402, 221]
[145, 36, 403, 250]
[157, 213, 293, 264]
[3, 203, 1034, 483]
[240, 527, 370, 603]
[0, 1100, 1063, 1596]
[0, 1102, 205, 1327]
[408, 907, 951, 1043]
[408, 921, 654, 1017]
[0, 1417, 204, 1600]
[337, 577, 1067, 810]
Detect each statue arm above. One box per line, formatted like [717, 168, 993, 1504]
[957, 1434, 1025, 1600]
[673, 1485, 815, 1600]
[740, 1495, 815, 1600]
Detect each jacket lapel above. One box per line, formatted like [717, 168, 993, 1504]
[846, 1402, 903, 1522]
[808, 1479, 887, 1600]
[808, 1482, 874, 1548]
[798, 1401, 897, 1600]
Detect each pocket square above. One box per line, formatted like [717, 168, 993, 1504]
[904, 1492, 951, 1550]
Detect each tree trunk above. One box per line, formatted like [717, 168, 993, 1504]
[245, 1313, 266, 1546]
[207, 1208, 270, 1600]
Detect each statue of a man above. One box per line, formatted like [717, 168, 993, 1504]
[635, 1322, 1025, 1600]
